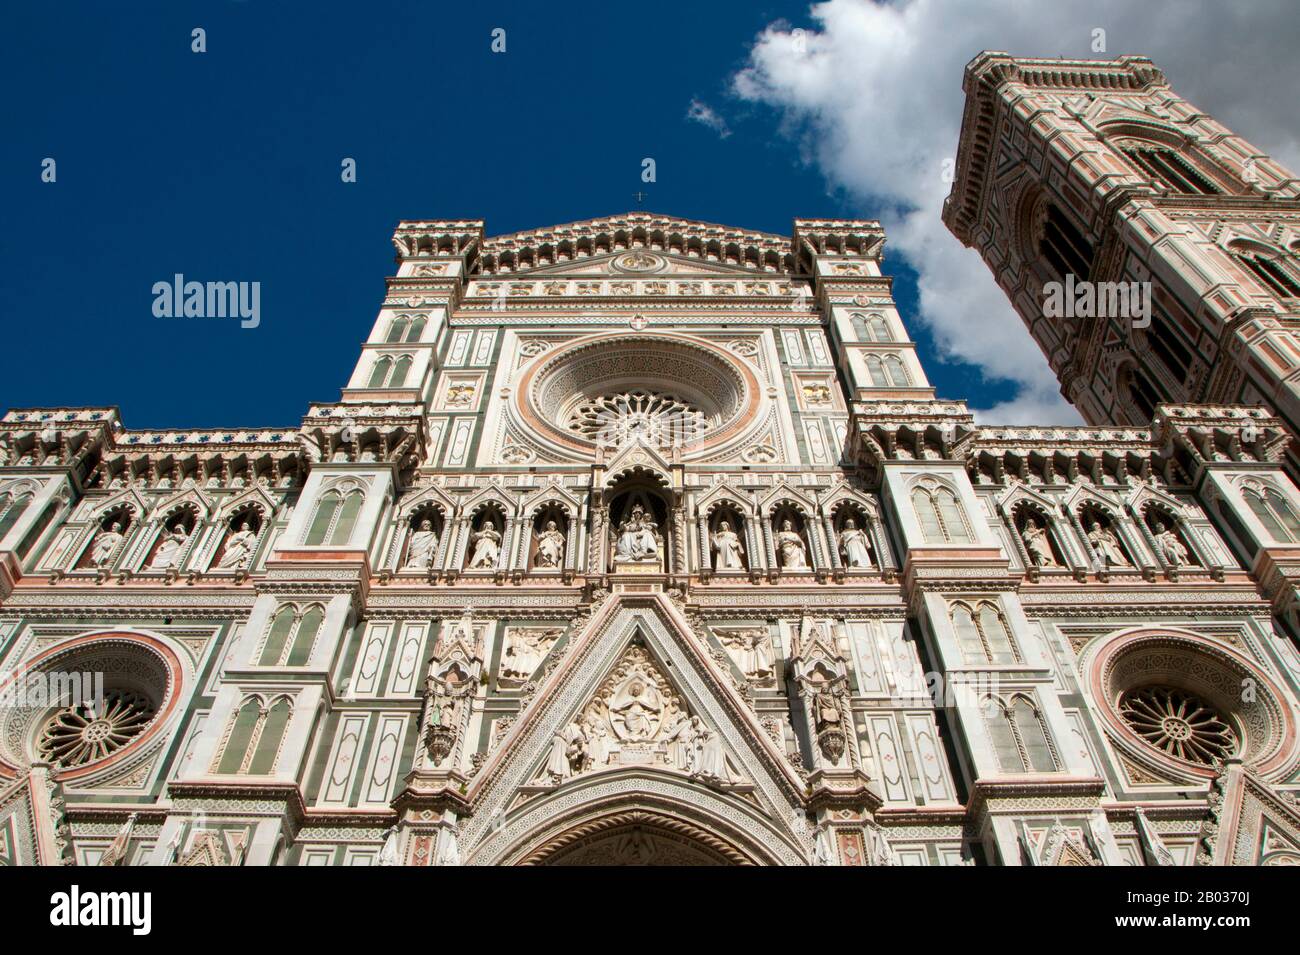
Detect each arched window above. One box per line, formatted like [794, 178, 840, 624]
[385, 317, 409, 343]
[390, 355, 413, 387]
[865, 355, 890, 387]
[0, 492, 33, 541]
[1234, 249, 1300, 298]
[1011, 696, 1057, 772]
[951, 601, 1017, 664]
[259, 606, 296, 666]
[367, 356, 393, 388]
[257, 604, 325, 667]
[405, 316, 427, 341]
[851, 312, 892, 342]
[884, 355, 910, 386]
[1039, 204, 1094, 282]
[1123, 365, 1163, 421]
[1244, 484, 1300, 542]
[983, 695, 1057, 773]
[286, 606, 323, 666]
[1147, 310, 1194, 379]
[912, 484, 972, 544]
[303, 489, 364, 546]
[247, 698, 292, 774]
[215, 697, 263, 774]
[214, 696, 293, 775]
[1121, 144, 1221, 195]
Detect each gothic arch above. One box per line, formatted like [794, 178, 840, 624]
[482, 775, 791, 866]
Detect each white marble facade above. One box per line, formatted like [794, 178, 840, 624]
[1, 208, 1299, 867]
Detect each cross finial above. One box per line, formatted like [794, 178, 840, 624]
[632, 191, 648, 205]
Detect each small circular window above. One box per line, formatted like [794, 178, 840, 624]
[36, 689, 158, 767]
[1118, 685, 1237, 766]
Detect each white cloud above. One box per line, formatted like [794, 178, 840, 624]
[686, 98, 731, 138]
[731, 0, 1300, 423]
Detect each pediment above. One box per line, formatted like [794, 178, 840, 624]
[459, 594, 808, 865]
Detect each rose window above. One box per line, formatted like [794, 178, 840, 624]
[35, 689, 157, 767]
[1118, 686, 1237, 766]
[565, 390, 711, 449]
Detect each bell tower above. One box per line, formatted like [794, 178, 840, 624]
[944, 52, 1300, 474]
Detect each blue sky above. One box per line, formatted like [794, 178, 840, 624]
[2, 1, 1020, 429]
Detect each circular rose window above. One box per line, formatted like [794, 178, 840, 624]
[1118, 685, 1237, 766]
[1083, 630, 1299, 780]
[0, 633, 183, 779]
[513, 333, 761, 460]
[36, 689, 158, 766]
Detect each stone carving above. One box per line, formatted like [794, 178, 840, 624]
[810, 685, 846, 763]
[710, 520, 745, 571]
[445, 383, 476, 407]
[149, 525, 189, 570]
[719, 629, 775, 684]
[377, 825, 401, 866]
[1087, 519, 1128, 567]
[90, 522, 125, 567]
[217, 521, 257, 570]
[838, 517, 873, 569]
[468, 520, 502, 569]
[500, 628, 562, 684]
[403, 519, 439, 570]
[614, 505, 660, 563]
[802, 383, 832, 405]
[776, 519, 808, 569]
[537, 645, 742, 786]
[98, 812, 137, 866]
[534, 520, 566, 569]
[1021, 517, 1056, 567]
[1151, 518, 1193, 566]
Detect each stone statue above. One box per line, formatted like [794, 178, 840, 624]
[547, 722, 586, 781]
[501, 630, 543, 681]
[91, 522, 125, 567]
[534, 519, 566, 569]
[710, 520, 745, 571]
[776, 519, 808, 569]
[1022, 517, 1056, 567]
[614, 504, 659, 561]
[468, 521, 501, 569]
[1152, 519, 1192, 566]
[404, 518, 439, 570]
[217, 521, 257, 569]
[724, 629, 775, 682]
[694, 725, 731, 783]
[812, 687, 842, 734]
[433, 824, 461, 867]
[149, 525, 188, 570]
[610, 678, 663, 740]
[1087, 519, 1127, 567]
[584, 719, 611, 769]
[838, 517, 873, 568]
[664, 714, 698, 772]
[377, 825, 401, 866]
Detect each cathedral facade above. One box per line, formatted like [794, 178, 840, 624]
[2, 209, 1300, 866]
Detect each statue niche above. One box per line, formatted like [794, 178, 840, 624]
[834, 507, 874, 570]
[1013, 506, 1063, 569]
[82, 508, 133, 570]
[402, 507, 443, 572]
[1146, 508, 1197, 568]
[529, 506, 569, 572]
[1080, 506, 1130, 569]
[465, 507, 505, 572]
[147, 510, 196, 571]
[708, 505, 747, 573]
[215, 509, 262, 571]
[770, 506, 810, 571]
[608, 489, 668, 573]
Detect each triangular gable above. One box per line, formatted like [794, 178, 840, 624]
[1206, 760, 1300, 865]
[458, 594, 807, 865]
